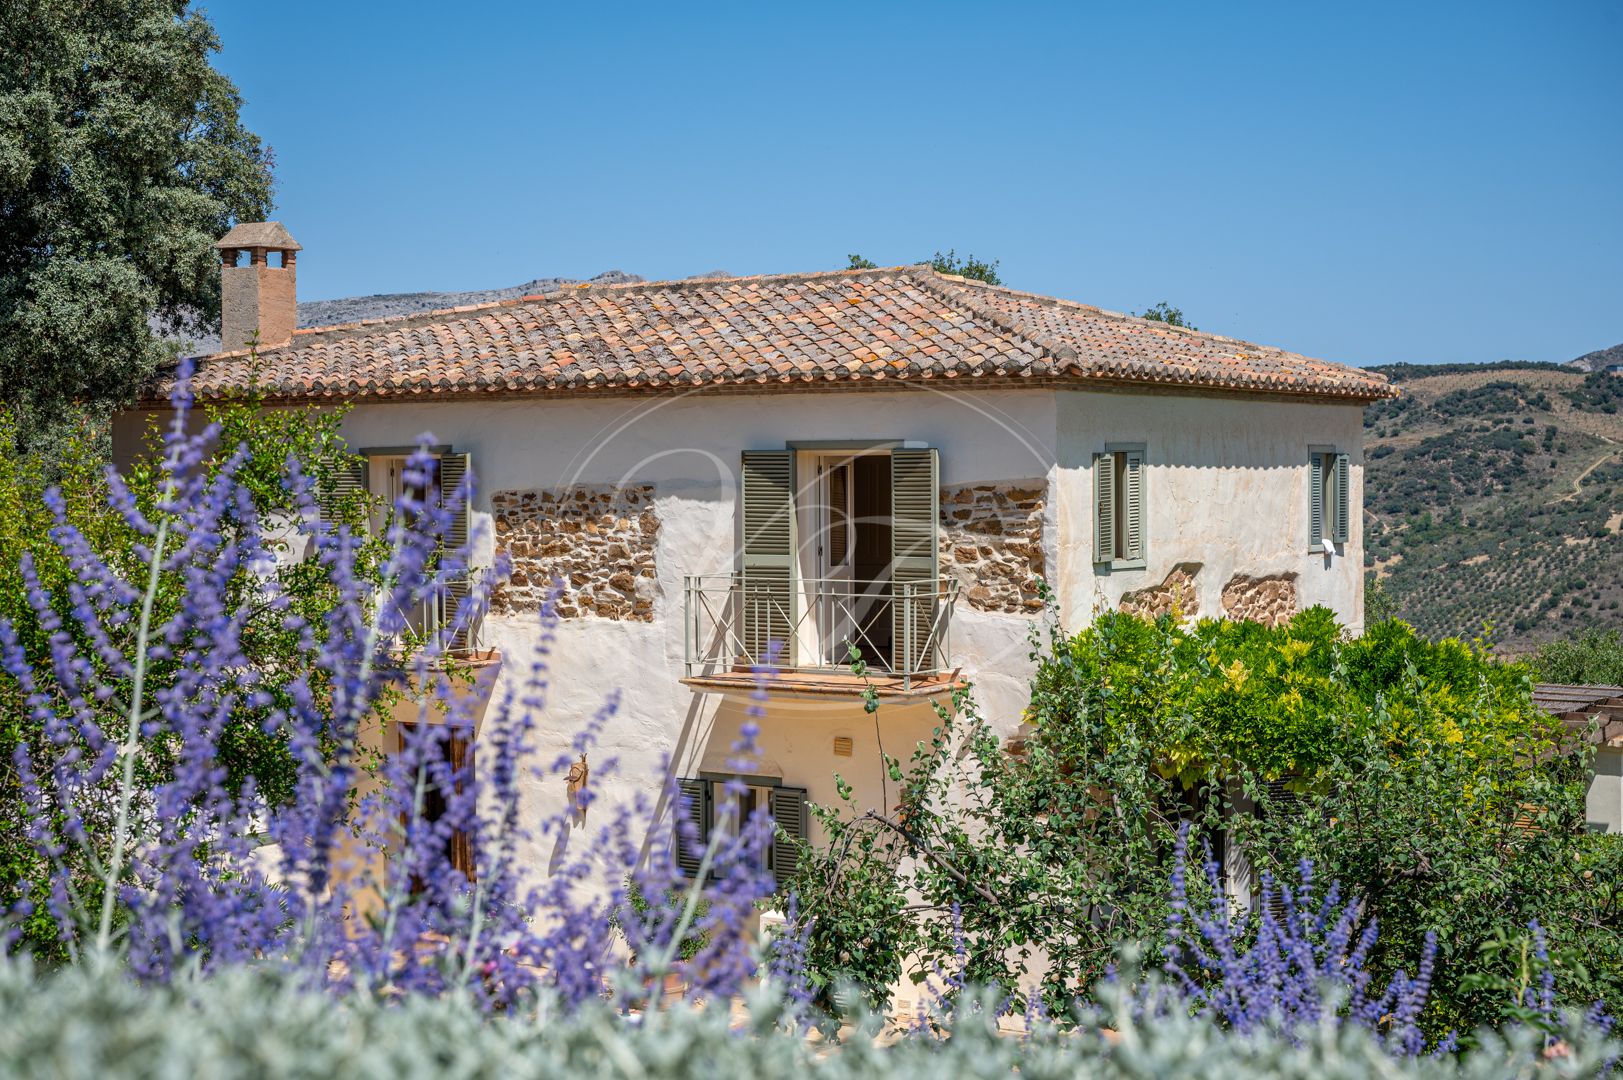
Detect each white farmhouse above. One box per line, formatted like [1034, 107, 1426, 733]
[116, 223, 1396, 874]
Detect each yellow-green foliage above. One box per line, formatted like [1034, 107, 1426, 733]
[1031, 608, 1559, 793]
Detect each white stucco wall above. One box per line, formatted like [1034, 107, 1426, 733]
[1053, 390, 1367, 631]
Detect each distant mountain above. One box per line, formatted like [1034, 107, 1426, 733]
[176, 270, 645, 357]
[1570, 343, 1623, 373]
[1362, 362, 1622, 652]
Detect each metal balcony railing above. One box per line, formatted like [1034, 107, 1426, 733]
[682, 575, 958, 690]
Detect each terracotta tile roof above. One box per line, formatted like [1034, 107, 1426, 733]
[163, 266, 1395, 405]
[1535, 683, 1623, 748]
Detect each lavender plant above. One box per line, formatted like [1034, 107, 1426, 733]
[1159, 824, 1440, 1055]
[2, 364, 779, 1010]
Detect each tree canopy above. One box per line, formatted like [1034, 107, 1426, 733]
[0, 0, 274, 455]
[1139, 301, 1195, 329]
[846, 250, 1003, 285]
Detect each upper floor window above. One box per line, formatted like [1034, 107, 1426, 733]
[1309, 448, 1350, 551]
[318, 446, 478, 654]
[1094, 443, 1145, 569]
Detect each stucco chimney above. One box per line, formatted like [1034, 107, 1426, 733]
[215, 221, 301, 353]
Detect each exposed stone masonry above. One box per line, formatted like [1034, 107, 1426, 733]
[1221, 572, 1299, 627]
[490, 486, 658, 621]
[1118, 563, 1202, 619]
[940, 483, 1045, 613]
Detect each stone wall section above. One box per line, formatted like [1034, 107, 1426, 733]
[940, 483, 1045, 614]
[490, 486, 658, 621]
[1118, 563, 1202, 620]
[1221, 572, 1299, 626]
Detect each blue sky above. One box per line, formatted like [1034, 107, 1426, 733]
[209, 1, 1621, 368]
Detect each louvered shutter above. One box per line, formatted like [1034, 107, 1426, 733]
[890, 448, 939, 674]
[676, 778, 711, 879]
[1261, 778, 1307, 920]
[740, 451, 795, 668]
[1309, 453, 1325, 549]
[1122, 450, 1145, 563]
[1332, 453, 1351, 544]
[320, 455, 368, 530]
[437, 452, 475, 654]
[827, 463, 849, 566]
[1094, 452, 1116, 564]
[769, 786, 808, 882]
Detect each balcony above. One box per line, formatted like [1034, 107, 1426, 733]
[682, 575, 961, 696]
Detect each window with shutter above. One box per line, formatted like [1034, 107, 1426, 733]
[826, 463, 849, 566]
[1308, 448, 1348, 550]
[1308, 451, 1326, 550]
[1332, 452, 1351, 544]
[319, 456, 368, 530]
[1093, 452, 1116, 564]
[1260, 777, 1307, 920]
[740, 451, 795, 669]
[769, 786, 808, 881]
[675, 777, 711, 879]
[1095, 445, 1146, 569]
[890, 448, 939, 675]
[437, 451, 475, 654]
[1121, 449, 1144, 563]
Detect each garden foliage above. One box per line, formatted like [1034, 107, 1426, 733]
[789, 608, 1619, 1035]
[0, 366, 780, 1009]
[0, 956, 1615, 1079]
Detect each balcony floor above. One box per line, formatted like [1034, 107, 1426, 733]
[681, 668, 967, 700]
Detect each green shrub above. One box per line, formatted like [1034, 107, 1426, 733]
[790, 610, 1616, 1035]
[0, 960, 1614, 1079]
[1534, 629, 1623, 686]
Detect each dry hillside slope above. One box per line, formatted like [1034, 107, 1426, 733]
[1364, 362, 1622, 652]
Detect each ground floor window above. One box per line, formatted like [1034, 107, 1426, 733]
[398, 721, 477, 885]
[676, 777, 807, 881]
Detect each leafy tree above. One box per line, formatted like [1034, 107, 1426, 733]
[0, 1, 274, 457]
[929, 250, 1000, 285]
[1140, 301, 1196, 329]
[845, 250, 1003, 285]
[1534, 629, 1623, 685]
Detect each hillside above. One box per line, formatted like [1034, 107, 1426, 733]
[1363, 363, 1622, 653]
[1571, 342, 1623, 373]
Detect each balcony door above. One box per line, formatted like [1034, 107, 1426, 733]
[797, 452, 897, 670]
[739, 445, 937, 676]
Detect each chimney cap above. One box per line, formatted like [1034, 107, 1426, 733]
[215, 221, 302, 252]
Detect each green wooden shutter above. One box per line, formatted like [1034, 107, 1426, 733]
[741, 451, 795, 668]
[890, 448, 939, 674]
[1094, 452, 1116, 564]
[676, 778, 711, 879]
[1122, 449, 1145, 563]
[827, 463, 849, 566]
[321, 455, 368, 530]
[436, 452, 475, 654]
[1332, 452, 1351, 544]
[1309, 452, 1325, 548]
[769, 786, 807, 881]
